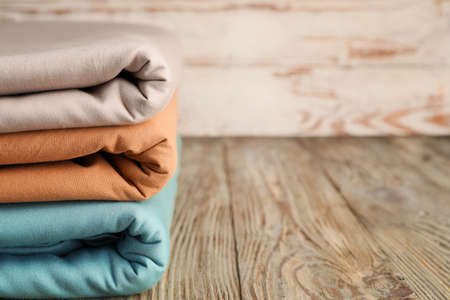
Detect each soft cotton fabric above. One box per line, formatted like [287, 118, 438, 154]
[0, 20, 182, 298]
[0, 21, 182, 133]
[0, 93, 178, 203]
[0, 140, 180, 298]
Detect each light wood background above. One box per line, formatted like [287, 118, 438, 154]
[1, 0, 450, 136]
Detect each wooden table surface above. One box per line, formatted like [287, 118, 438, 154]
[102, 137, 448, 299]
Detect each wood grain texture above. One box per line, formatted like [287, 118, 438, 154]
[225, 139, 414, 299]
[224, 137, 449, 299]
[1, 0, 449, 136]
[149, 139, 241, 300]
[300, 138, 450, 300]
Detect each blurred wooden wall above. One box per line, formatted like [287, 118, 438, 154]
[1, 0, 449, 136]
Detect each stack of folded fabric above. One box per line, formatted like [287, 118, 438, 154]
[0, 21, 182, 298]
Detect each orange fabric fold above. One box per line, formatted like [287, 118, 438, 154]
[0, 94, 178, 203]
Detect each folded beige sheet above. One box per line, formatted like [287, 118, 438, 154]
[0, 21, 182, 133]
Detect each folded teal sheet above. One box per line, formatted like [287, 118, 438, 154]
[0, 142, 180, 298]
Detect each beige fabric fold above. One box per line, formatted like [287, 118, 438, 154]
[0, 93, 178, 203]
[0, 21, 182, 133]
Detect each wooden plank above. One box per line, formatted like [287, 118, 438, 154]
[180, 66, 450, 136]
[300, 137, 450, 300]
[421, 136, 450, 157]
[224, 138, 417, 299]
[149, 138, 241, 300]
[369, 137, 450, 190]
[0, 0, 449, 136]
[86, 139, 241, 300]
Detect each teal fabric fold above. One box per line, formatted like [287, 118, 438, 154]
[0, 140, 180, 298]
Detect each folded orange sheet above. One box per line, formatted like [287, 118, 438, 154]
[0, 94, 178, 203]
